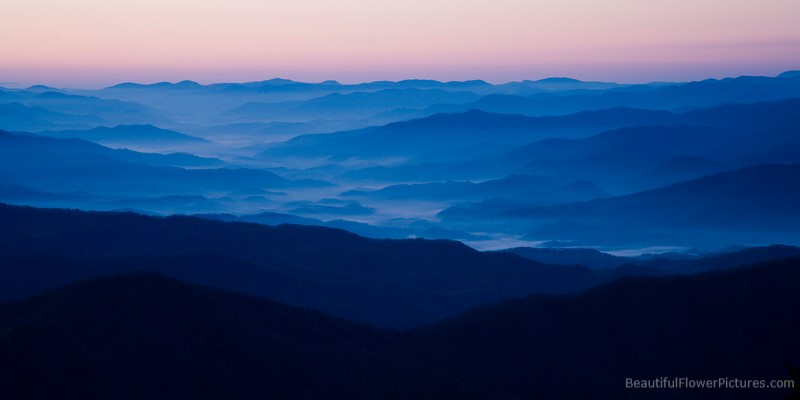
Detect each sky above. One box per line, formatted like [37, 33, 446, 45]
[2, 0, 800, 87]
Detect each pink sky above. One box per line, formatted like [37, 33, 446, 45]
[2, 0, 799, 87]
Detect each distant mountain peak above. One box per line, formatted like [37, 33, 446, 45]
[102, 124, 165, 132]
[460, 79, 491, 85]
[175, 80, 201, 87]
[36, 91, 71, 99]
[106, 80, 201, 89]
[535, 77, 582, 83]
[107, 82, 143, 89]
[462, 108, 492, 115]
[25, 84, 56, 91]
[261, 78, 296, 85]
[397, 79, 440, 84]
[0, 101, 45, 111]
[778, 70, 800, 79]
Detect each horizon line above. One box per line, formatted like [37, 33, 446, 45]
[3, 69, 798, 91]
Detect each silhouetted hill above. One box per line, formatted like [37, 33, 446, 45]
[0, 131, 330, 211]
[335, 97, 800, 185]
[410, 256, 800, 399]
[438, 163, 800, 247]
[226, 88, 482, 122]
[0, 273, 402, 400]
[197, 211, 488, 241]
[106, 78, 496, 94]
[24, 84, 58, 91]
[634, 244, 800, 274]
[24, 91, 161, 124]
[263, 107, 678, 162]
[0, 203, 615, 328]
[503, 247, 629, 270]
[1, 89, 161, 127]
[2, 257, 798, 399]
[196, 212, 485, 240]
[0, 184, 85, 208]
[91, 76, 607, 129]
[286, 200, 376, 216]
[496, 77, 622, 95]
[504, 245, 800, 274]
[94, 78, 500, 123]
[0, 102, 107, 131]
[199, 119, 366, 145]
[343, 174, 608, 204]
[779, 70, 800, 79]
[0, 130, 221, 168]
[508, 124, 728, 187]
[422, 97, 800, 190]
[428, 73, 800, 116]
[38, 124, 210, 151]
[509, 163, 800, 230]
[537, 77, 581, 82]
[109, 81, 206, 90]
[625, 155, 730, 191]
[198, 211, 325, 226]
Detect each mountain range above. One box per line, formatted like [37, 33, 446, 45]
[0, 203, 611, 328]
[2, 255, 797, 399]
[36, 124, 211, 152]
[3, 70, 800, 399]
[440, 163, 800, 247]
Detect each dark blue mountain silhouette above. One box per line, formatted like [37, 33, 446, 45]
[0, 272, 402, 400]
[2, 256, 798, 399]
[428, 72, 800, 116]
[625, 155, 730, 190]
[0, 102, 107, 131]
[24, 84, 58, 91]
[0, 203, 628, 328]
[505, 244, 800, 273]
[107, 78, 495, 93]
[409, 256, 800, 399]
[496, 77, 622, 95]
[1, 88, 160, 127]
[37, 124, 210, 151]
[213, 212, 415, 238]
[0, 131, 330, 212]
[778, 70, 800, 79]
[26, 91, 160, 124]
[0, 130, 220, 168]
[226, 88, 482, 121]
[264, 107, 678, 162]
[343, 174, 607, 204]
[339, 97, 800, 187]
[286, 201, 376, 216]
[441, 163, 800, 247]
[511, 163, 800, 229]
[503, 247, 631, 270]
[2, 71, 798, 399]
[109, 80, 204, 90]
[95, 78, 499, 125]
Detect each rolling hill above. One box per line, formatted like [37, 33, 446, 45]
[441, 163, 800, 247]
[262, 107, 679, 163]
[0, 102, 107, 131]
[0, 203, 630, 328]
[225, 88, 482, 122]
[428, 72, 800, 116]
[2, 256, 798, 399]
[37, 124, 210, 151]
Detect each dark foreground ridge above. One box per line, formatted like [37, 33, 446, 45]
[0, 202, 610, 328]
[1, 257, 799, 399]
